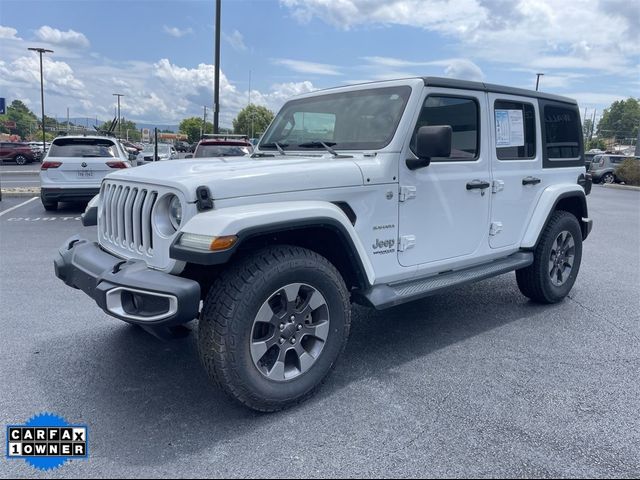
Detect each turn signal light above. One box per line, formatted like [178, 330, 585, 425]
[41, 161, 62, 170]
[209, 235, 238, 251]
[178, 233, 238, 251]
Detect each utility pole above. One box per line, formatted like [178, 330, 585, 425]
[66, 107, 70, 133]
[535, 73, 544, 91]
[201, 105, 207, 138]
[590, 109, 596, 142]
[113, 93, 124, 138]
[28, 47, 54, 152]
[213, 0, 221, 134]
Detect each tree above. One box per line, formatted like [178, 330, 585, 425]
[582, 118, 593, 138]
[232, 104, 274, 138]
[596, 98, 640, 142]
[179, 117, 213, 143]
[2, 100, 38, 139]
[586, 138, 607, 151]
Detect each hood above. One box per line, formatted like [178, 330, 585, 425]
[107, 155, 365, 201]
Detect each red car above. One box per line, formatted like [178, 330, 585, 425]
[0, 142, 36, 165]
[187, 135, 253, 158]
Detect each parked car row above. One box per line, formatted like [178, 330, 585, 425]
[588, 154, 640, 184]
[0, 141, 50, 164]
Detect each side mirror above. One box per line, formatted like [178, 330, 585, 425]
[407, 125, 452, 170]
[128, 153, 137, 162]
[185, 154, 193, 159]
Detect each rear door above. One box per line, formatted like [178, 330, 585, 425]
[488, 93, 544, 248]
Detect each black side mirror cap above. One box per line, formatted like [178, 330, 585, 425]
[411, 125, 452, 169]
[406, 158, 431, 170]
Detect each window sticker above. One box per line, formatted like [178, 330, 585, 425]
[495, 109, 524, 147]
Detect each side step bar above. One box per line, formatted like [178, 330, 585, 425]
[361, 252, 534, 310]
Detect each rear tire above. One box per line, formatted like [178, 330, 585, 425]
[14, 155, 28, 166]
[516, 211, 582, 303]
[42, 198, 57, 211]
[198, 245, 351, 412]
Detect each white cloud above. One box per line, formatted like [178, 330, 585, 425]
[162, 26, 193, 38]
[222, 30, 247, 52]
[281, 0, 640, 76]
[0, 55, 85, 96]
[273, 59, 341, 75]
[35, 26, 90, 48]
[0, 25, 20, 39]
[360, 56, 485, 81]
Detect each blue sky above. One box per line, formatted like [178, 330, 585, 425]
[1, 0, 638, 128]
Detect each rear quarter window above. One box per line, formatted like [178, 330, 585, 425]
[540, 100, 584, 168]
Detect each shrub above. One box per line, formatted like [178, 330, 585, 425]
[616, 158, 640, 186]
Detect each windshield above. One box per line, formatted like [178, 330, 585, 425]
[259, 86, 411, 151]
[195, 144, 252, 157]
[48, 138, 118, 158]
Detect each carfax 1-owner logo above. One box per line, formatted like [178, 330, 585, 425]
[6, 413, 88, 471]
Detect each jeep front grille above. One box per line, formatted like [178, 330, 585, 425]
[100, 182, 158, 256]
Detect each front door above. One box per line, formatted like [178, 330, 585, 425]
[398, 89, 491, 267]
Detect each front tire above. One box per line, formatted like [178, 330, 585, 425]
[516, 211, 583, 304]
[198, 245, 351, 412]
[14, 155, 28, 166]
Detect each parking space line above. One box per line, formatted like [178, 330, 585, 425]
[0, 197, 38, 217]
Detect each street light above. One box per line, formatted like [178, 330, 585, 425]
[213, 0, 221, 134]
[113, 93, 124, 138]
[28, 47, 54, 153]
[535, 73, 544, 91]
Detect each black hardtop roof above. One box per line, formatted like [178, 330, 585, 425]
[421, 77, 577, 105]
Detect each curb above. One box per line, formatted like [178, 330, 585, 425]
[1, 187, 40, 198]
[601, 184, 640, 191]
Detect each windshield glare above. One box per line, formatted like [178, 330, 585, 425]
[259, 86, 412, 151]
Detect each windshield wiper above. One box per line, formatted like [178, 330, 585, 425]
[298, 141, 351, 158]
[260, 142, 288, 155]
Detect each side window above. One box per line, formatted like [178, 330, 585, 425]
[411, 95, 479, 161]
[494, 100, 536, 160]
[543, 105, 581, 160]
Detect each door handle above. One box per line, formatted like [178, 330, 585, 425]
[466, 179, 491, 190]
[522, 176, 541, 186]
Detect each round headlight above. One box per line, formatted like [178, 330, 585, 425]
[168, 195, 182, 230]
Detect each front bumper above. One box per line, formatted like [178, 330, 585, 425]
[54, 236, 200, 326]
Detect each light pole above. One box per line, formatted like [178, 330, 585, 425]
[113, 93, 124, 138]
[28, 47, 53, 152]
[213, 0, 221, 134]
[535, 73, 544, 91]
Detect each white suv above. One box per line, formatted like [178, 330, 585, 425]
[55, 77, 592, 411]
[40, 135, 134, 211]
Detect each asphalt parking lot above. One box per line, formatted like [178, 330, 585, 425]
[1, 186, 638, 478]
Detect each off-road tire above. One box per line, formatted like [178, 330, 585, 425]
[198, 245, 351, 412]
[516, 210, 582, 304]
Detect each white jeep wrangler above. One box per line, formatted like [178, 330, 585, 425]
[55, 77, 592, 411]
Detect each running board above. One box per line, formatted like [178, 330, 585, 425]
[361, 252, 534, 310]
